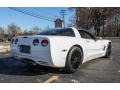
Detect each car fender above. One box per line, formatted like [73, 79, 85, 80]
[49, 37, 86, 67]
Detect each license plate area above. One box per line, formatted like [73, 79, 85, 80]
[19, 45, 31, 54]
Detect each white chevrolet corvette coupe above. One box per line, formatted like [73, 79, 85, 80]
[11, 27, 111, 73]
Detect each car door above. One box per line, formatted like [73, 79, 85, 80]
[78, 30, 103, 60]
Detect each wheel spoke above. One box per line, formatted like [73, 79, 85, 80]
[70, 50, 81, 69]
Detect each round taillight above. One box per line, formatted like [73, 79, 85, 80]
[11, 39, 14, 44]
[41, 39, 48, 46]
[15, 39, 18, 44]
[33, 39, 39, 46]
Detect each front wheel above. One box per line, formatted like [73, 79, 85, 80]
[65, 46, 83, 73]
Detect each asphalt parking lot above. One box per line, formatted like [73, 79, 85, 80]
[0, 39, 120, 83]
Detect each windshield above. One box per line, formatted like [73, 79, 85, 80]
[37, 28, 75, 37]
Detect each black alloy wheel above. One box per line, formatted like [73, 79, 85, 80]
[65, 46, 83, 73]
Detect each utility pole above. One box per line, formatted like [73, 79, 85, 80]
[60, 10, 66, 28]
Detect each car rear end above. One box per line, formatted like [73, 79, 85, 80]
[10, 35, 53, 66]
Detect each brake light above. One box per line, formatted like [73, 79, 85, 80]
[15, 39, 18, 44]
[11, 39, 14, 44]
[41, 39, 48, 46]
[33, 39, 39, 46]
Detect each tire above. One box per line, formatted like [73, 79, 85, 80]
[65, 46, 83, 73]
[104, 43, 111, 58]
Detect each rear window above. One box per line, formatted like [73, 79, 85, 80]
[37, 28, 75, 37]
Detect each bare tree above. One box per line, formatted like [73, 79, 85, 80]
[22, 26, 41, 35]
[0, 27, 5, 41]
[7, 23, 21, 37]
[30, 26, 41, 34]
[0, 27, 4, 34]
[70, 7, 120, 37]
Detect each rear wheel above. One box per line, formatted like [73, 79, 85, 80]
[65, 46, 83, 73]
[104, 43, 111, 58]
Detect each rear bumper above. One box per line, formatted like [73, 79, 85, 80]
[10, 44, 67, 68]
[11, 53, 53, 67]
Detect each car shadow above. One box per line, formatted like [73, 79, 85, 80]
[0, 57, 65, 76]
[0, 56, 111, 76]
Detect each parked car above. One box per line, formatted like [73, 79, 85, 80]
[11, 27, 111, 73]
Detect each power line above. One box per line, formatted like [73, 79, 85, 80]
[8, 7, 54, 22]
[29, 8, 54, 20]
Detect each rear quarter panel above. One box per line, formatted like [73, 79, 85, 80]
[49, 37, 86, 67]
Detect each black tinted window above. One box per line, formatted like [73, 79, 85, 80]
[78, 30, 95, 39]
[38, 28, 75, 37]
